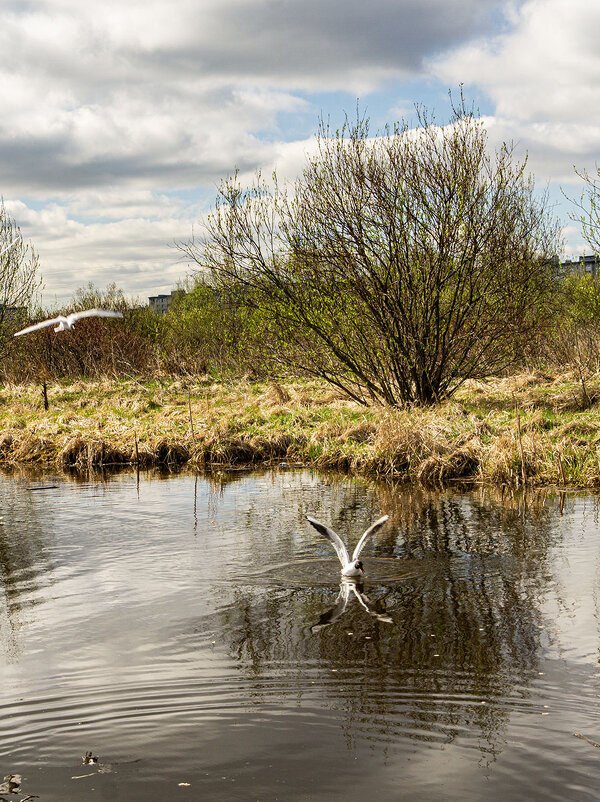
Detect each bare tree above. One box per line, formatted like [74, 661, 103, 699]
[181, 98, 562, 405]
[569, 165, 600, 254]
[0, 200, 41, 354]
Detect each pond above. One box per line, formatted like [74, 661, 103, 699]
[1, 468, 600, 800]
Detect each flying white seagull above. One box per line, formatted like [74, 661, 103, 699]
[306, 514, 389, 577]
[14, 308, 124, 336]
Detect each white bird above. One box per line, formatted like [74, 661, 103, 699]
[14, 308, 124, 336]
[306, 514, 389, 576]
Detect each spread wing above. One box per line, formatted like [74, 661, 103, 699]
[68, 309, 124, 324]
[306, 515, 349, 566]
[14, 317, 63, 336]
[351, 515, 389, 561]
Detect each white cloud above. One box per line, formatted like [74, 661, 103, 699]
[431, 0, 600, 177]
[1, 0, 597, 299]
[5, 197, 196, 304]
[426, 0, 600, 254]
[0, 0, 507, 196]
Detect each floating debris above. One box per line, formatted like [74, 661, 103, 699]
[0, 774, 21, 793]
[574, 732, 600, 748]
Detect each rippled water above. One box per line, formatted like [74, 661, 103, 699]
[2, 468, 600, 800]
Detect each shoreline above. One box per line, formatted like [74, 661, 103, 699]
[1, 373, 600, 490]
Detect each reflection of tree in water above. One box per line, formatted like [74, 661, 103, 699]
[202, 467, 396, 565]
[206, 478, 566, 760]
[0, 471, 57, 660]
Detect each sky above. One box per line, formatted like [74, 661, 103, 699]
[0, 0, 599, 306]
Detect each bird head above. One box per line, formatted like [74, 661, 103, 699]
[354, 560, 364, 573]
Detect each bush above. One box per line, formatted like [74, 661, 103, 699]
[182, 97, 562, 406]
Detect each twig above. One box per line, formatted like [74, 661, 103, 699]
[188, 391, 195, 441]
[574, 732, 600, 748]
[555, 450, 566, 486]
[513, 395, 527, 486]
[123, 373, 151, 392]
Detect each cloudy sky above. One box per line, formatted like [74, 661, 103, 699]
[1, 0, 598, 305]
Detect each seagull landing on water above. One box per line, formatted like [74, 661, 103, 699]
[14, 308, 124, 337]
[306, 514, 389, 577]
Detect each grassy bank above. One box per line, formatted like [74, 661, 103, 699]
[1, 372, 600, 488]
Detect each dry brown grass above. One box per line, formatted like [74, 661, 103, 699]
[1, 373, 600, 487]
[58, 437, 130, 469]
[483, 428, 546, 485]
[341, 421, 377, 444]
[416, 446, 479, 487]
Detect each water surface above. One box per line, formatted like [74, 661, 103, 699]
[1, 469, 600, 800]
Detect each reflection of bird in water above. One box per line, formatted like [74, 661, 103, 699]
[14, 308, 124, 336]
[306, 514, 389, 576]
[311, 578, 393, 632]
[79, 751, 141, 775]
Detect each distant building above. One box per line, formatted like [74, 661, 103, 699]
[560, 254, 600, 278]
[148, 289, 185, 314]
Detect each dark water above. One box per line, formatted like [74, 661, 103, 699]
[1, 468, 600, 800]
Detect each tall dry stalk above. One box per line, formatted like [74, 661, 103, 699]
[514, 395, 527, 486]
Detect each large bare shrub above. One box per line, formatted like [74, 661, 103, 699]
[182, 98, 561, 406]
